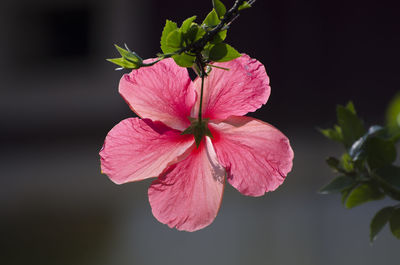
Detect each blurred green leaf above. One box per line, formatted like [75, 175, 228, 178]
[161, 20, 178, 54]
[341, 187, 353, 205]
[376, 165, 400, 191]
[319, 175, 356, 194]
[341, 153, 354, 172]
[337, 102, 366, 148]
[326, 157, 340, 170]
[389, 208, 400, 239]
[345, 183, 384, 209]
[209, 43, 241, 62]
[203, 9, 221, 27]
[370, 207, 394, 243]
[349, 125, 384, 160]
[366, 137, 396, 169]
[212, 0, 226, 18]
[166, 29, 182, 48]
[172, 53, 195, 67]
[386, 92, 400, 136]
[320, 125, 343, 142]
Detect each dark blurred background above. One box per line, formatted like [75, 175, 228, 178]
[1, 0, 399, 264]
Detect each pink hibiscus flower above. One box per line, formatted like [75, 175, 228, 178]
[100, 54, 294, 231]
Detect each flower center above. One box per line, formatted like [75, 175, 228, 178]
[181, 118, 213, 148]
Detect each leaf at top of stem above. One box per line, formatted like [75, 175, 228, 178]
[212, 0, 227, 18]
[202, 9, 221, 27]
[180, 16, 197, 34]
[161, 20, 178, 54]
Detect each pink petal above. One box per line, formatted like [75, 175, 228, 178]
[209, 116, 293, 197]
[148, 137, 225, 231]
[119, 58, 196, 131]
[193, 54, 270, 120]
[100, 118, 194, 184]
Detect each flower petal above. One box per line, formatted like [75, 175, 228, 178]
[193, 54, 270, 120]
[119, 58, 196, 131]
[148, 137, 225, 232]
[209, 116, 293, 197]
[100, 118, 194, 184]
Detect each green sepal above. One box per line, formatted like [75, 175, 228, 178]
[107, 57, 140, 69]
[181, 118, 213, 148]
[345, 182, 385, 209]
[319, 175, 356, 194]
[212, 0, 226, 18]
[389, 208, 400, 239]
[161, 20, 178, 54]
[370, 206, 394, 243]
[209, 43, 241, 62]
[114, 44, 142, 63]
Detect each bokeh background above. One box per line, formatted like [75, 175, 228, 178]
[1, 0, 399, 264]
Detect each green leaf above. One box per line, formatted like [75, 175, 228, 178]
[209, 43, 241, 62]
[320, 125, 343, 142]
[180, 16, 197, 33]
[211, 29, 227, 44]
[202, 9, 220, 27]
[386, 92, 400, 136]
[166, 29, 182, 48]
[345, 183, 384, 208]
[319, 175, 356, 194]
[370, 207, 394, 243]
[107, 58, 139, 69]
[212, 0, 226, 18]
[376, 165, 400, 191]
[336, 102, 366, 148]
[172, 53, 195, 68]
[366, 137, 396, 169]
[161, 20, 178, 54]
[389, 208, 400, 239]
[238, 1, 252, 10]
